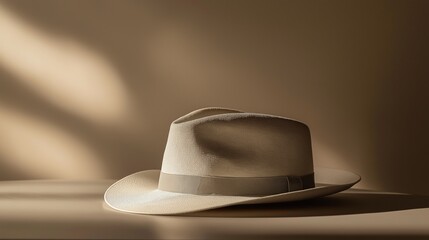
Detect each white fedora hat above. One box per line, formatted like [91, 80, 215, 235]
[105, 107, 360, 215]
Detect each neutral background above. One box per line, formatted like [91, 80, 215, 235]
[0, 0, 427, 195]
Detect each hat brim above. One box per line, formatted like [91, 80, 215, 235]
[104, 168, 360, 215]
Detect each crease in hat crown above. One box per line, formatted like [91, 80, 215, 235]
[160, 107, 314, 178]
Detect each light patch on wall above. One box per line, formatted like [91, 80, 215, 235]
[0, 4, 130, 125]
[0, 104, 106, 179]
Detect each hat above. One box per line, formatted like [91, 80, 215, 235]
[104, 107, 360, 215]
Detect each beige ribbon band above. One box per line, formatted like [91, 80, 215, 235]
[158, 172, 315, 196]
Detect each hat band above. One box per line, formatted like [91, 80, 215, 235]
[158, 172, 315, 196]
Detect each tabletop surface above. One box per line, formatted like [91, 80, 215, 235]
[0, 180, 428, 239]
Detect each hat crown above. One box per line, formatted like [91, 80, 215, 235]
[161, 108, 314, 177]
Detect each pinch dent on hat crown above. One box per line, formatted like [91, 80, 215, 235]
[161, 107, 314, 178]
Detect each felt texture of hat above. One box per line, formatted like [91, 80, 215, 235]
[104, 107, 360, 215]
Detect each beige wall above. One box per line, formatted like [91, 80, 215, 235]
[0, 0, 427, 195]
